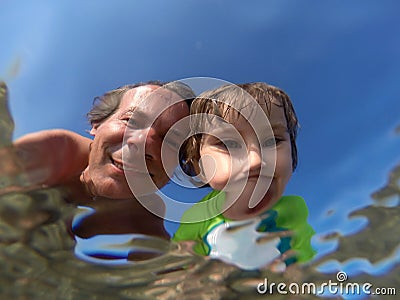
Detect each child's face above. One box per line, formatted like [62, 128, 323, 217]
[199, 101, 293, 220]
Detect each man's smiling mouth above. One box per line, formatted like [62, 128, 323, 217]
[111, 157, 124, 170]
[110, 157, 154, 177]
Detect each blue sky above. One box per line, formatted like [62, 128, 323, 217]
[1, 0, 400, 244]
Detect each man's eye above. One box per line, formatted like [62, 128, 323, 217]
[164, 138, 179, 150]
[122, 117, 140, 128]
[128, 118, 138, 127]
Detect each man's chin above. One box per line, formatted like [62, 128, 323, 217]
[125, 173, 169, 196]
[101, 190, 133, 200]
[91, 180, 133, 200]
[126, 183, 161, 197]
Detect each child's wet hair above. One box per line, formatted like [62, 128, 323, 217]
[181, 82, 299, 177]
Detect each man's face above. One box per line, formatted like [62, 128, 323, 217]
[199, 102, 293, 220]
[87, 85, 189, 199]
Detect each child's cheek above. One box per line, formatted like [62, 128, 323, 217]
[276, 145, 293, 183]
[202, 153, 232, 191]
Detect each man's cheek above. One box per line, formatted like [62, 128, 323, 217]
[161, 148, 179, 175]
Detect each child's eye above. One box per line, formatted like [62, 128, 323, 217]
[262, 137, 280, 148]
[222, 140, 242, 149]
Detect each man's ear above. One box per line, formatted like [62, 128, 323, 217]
[89, 123, 100, 136]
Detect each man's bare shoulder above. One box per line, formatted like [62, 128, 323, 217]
[15, 129, 91, 146]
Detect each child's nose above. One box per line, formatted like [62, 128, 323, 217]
[248, 147, 263, 170]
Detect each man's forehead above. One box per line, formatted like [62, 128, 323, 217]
[119, 85, 188, 130]
[128, 85, 182, 103]
[132, 85, 157, 97]
[124, 85, 156, 103]
[119, 85, 181, 116]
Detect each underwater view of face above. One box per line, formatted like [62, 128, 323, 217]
[199, 102, 293, 220]
[87, 85, 189, 199]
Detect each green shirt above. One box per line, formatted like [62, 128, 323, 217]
[172, 190, 315, 263]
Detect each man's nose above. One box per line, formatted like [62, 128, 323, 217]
[143, 127, 162, 160]
[125, 128, 151, 155]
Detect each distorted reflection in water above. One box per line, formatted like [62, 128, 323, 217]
[1, 82, 399, 299]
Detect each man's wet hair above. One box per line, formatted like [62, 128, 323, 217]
[87, 80, 195, 126]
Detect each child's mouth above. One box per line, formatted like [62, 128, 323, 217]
[248, 187, 274, 210]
